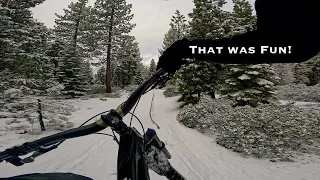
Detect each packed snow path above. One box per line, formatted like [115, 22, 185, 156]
[1, 90, 320, 180]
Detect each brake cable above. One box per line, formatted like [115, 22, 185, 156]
[1, 69, 167, 166]
[55, 107, 145, 147]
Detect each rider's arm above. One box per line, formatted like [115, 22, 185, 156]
[182, 0, 320, 64]
[183, 30, 320, 64]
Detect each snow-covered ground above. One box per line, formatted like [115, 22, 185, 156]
[1, 90, 320, 180]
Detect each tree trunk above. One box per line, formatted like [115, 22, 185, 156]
[73, 1, 86, 48]
[209, 91, 215, 99]
[2, 0, 10, 7]
[105, 7, 114, 93]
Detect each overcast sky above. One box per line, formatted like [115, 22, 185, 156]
[31, 0, 255, 65]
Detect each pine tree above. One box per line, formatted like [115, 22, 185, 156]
[18, 21, 52, 80]
[95, 66, 106, 85]
[54, 0, 90, 55]
[159, 10, 188, 55]
[91, 0, 136, 92]
[0, 0, 55, 91]
[112, 35, 142, 88]
[173, 0, 227, 101]
[188, 0, 226, 39]
[57, 47, 88, 97]
[158, 10, 188, 91]
[149, 59, 156, 76]
[0, 0, 48, 73]
[232, 0, 256, 31]
[138, 62, 149, 82]
[175, 60, 222, 100]
[134, 66, 144, 85]
[220, 64, 278, 107]
[46, 35, 65, 78]
[0, 5, 16, 71]
[81, 60, 94, 85]
[220, 0, 278, 107]
[53, 0, 92, 97]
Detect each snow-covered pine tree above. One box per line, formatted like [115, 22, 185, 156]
[134, 63, 144, 85]
[17, 21, 52, 80]
[54, 0, 92, 97]
[113, 35, 142, 88]
[0, 0, 55, 92]
[157, 10, 189, 92]
[173, 0, 227, 101]
[217, 0, 254, 85]
[90, 0, 136, 92]
[220, 0, 279, 107]
[220, 64, 278, 107]
[188, 0, 226, 39]
[232, 0, 256, 31]
[81, 60, 94, 85]
[175, 60, 222, 99]
[0, 5, 16, 72]
[54, 0, 91, 57]
[158, 10, 188, 56]
[57, 47, 89, 98]
[46, 35, 65, 78]
[138, 62, 149, 82]
[94, 66, 106, 85]
[149, 59, 156, 76]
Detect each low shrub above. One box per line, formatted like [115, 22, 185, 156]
[276, 84, 320, 102]
[177, 96, 233, 132]
[89, 84, 106, 94]
[177, 95, 320, 161]
[163, 85, 180, 98]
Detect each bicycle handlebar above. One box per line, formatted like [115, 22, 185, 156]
[0, 68, 168, 166]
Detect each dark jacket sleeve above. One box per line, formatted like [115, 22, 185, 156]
[183, 0, 320, 64]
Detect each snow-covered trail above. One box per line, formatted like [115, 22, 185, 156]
[1, 90, 320, 180]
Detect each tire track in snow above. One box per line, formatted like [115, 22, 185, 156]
[153, 92, 223, 180]
[167, 117, 224, 180]
[64, 138, 107, 171]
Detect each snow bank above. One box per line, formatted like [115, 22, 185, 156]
[276, 84, 320, 102]
[177, 96, 233, 133]
[0, 96, 76, 135]
[177, 95, 320, 162]
[3, 88, 23, 99]
[0, 77, 63, 97]
[217, 104, 320, 162]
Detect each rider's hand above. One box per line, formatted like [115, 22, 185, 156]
[156, 38, 190, 74]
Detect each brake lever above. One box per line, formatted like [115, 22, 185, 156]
[148, 72, 172, 91]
